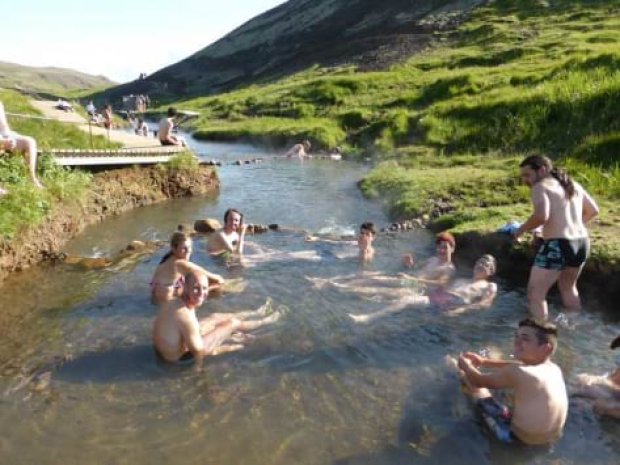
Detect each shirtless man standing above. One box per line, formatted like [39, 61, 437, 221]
[447, 318, 568, 445]
[207, 208, 247, 255]
[153, 270, 281, 363]
[514, 155, 599, 319]
[158, 107, 186, 147]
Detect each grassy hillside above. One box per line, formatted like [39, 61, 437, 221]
[0, 61, 115, 96]
[163, 0, 619, 259]
[0, 89, 120, 239]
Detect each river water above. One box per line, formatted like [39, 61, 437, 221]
[0, 140, 618, 465]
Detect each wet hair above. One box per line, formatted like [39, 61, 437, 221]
[518, 318, 558, 351]
[360, 222, 376, 236]
[159, 232, 190, 264]
[435, 231, 456, 250]
[611, 336, 620, 350]
[302, 140, 311, 150]
[181, 270, 208, 302]
[167, 107, 177, 117]
[477, 254, 497, 276]
[520, 154, 575, 198]
[223, 208, 244, 225]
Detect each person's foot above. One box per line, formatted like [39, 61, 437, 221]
[262, 309, 283, 325]
[256, 297, 274, 316]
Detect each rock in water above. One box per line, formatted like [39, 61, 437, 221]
[194, 218, 222, 233]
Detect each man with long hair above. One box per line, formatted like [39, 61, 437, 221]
[514, 155, 599, 319]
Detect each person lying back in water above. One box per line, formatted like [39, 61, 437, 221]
[153, 270, 283, 364]
[571, 335, 620, 419]
[151, 232, 224, 305]
[344, 255, 497, 323]
[305, 222, 377, 263]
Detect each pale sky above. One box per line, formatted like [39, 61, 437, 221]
[0, 0, 286, 83]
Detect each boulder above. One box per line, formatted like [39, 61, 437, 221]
[195, 218, 222, 233]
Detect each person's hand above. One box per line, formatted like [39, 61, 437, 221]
[403, 253, 415, 268]
[457, 353, 474, 372]
[238, 223, 248, 235]
[461, 351, 484, 367]
[211, 274, 225, 284]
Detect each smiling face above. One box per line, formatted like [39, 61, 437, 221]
[513, 326, 553, 363]
[224, 211, 242, 232]
[184, 273, 209, 308]
[436, 240, 454, 261]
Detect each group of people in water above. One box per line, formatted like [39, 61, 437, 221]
[148, 153, 618, 448]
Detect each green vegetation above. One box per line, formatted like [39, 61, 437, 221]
[0, 90, 120, 239]
[0, 61, 115, 97]
[160, 0, 619, 260]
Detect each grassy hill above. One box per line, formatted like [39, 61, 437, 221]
[0, 61, 115, 96]
[163, 0, 620, 260]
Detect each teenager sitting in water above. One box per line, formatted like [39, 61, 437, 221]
[151, 232, 224, 305]
[207, 208, 247, 256]
[402, 232, 457, 286]
[445, 318, 568, 445]
[571, 335, 620, 419]
[153, 270, 283, 363]
[346, 254, 497, 323]
[305, 222, 377, 263]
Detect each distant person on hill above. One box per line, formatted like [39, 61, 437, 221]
[284, 139, 311, 158]
[158, 107, 186, 147]
[134, 118, 149, 137]
[513, 155, 599, 320]
[85, 100, 96, 118]
[56, 99, 73, 112]
[102, 104, 113, 130]
[0, 101, 44, 194]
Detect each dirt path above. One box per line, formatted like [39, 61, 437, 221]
[30, 100, 162, 148]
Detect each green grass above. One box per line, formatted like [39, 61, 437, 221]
[0, 89, 122, 239]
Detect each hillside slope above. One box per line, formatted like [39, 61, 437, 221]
[99, 0, 485, 101]
[0, 61, 115, 96]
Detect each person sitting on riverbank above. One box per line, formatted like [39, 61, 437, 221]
[0, 101, 44, 194]
[345, 254, 497, 323]
[402, 231, 456, 285]
[102, 104, 113, 130]
[446, 318, 568, 445]
[158, 107, 186, 147]
[151, 232, 224, 305]
[56, 99, 73, 112]
[153, 270, 283, 363]
[305, 222, 376, 263]
[571, 335, 620, 419]
[207, 208, 247, 256]
[284, 140, 311, 158]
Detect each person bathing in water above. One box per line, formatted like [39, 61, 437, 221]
[571, 335, 620, 419]
[401, 232, 457, 286]
[151, 232, 224, 305]
[153, 270, 283, 364]
[346, 254, 497, 323]
[284, 140, 311, 159]
[305, 222, 377, 263]
[514, 154, 599, 319]
[446, 318, 568, 445]
[207, 208, 247, 256]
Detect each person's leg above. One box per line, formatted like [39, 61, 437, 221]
[235, 310, 281, 331]
[210, 298, 274, 321]
[349, 294, 430, 323]
[526, 266, 561, 320]
[557, 265, 584, 311]
[202, 319, 239, 354]
[14, 134, 43, 188]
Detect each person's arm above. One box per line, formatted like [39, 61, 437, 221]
[180, 317, 206, 365]
[461, 351, 521, 369]
[458, 355, 519, 389]
[515, 185, 549, 238]
[305, 235, 356, 245]
[581, 186, 599, 224]
[176, 260, 224, 284]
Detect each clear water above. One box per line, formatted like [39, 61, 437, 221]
[0, 140, 618, 465]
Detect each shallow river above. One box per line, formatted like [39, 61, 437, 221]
[0, 140, 618, 465]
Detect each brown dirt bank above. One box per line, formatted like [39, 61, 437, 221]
[448, 230, 619, 321]
[0, 165, 219, 282]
